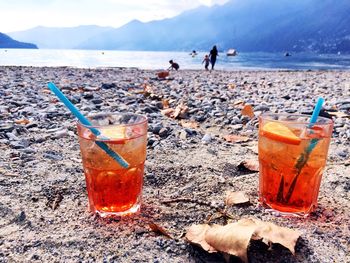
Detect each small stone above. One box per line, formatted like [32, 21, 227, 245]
[336, 149, 348, 158]
[254, 105, 270, 112]
[158, 127, 169, 138]
[51, 129, 69, 139]
[83, 93, 94, 99]
[201, 134, 212, 144]
[6, 132, 19, 141]
[91, 98, 103, 105]
[101, 83, 116, 89]
[147, 137, 158, 146]
[152, 123, 163, 135]
[10, 139, 30, 149]
[0, 123, 14, 132]
[43, 151, 63, 161]
[179, 130, 188, 140]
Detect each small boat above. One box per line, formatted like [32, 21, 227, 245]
[227, 49, 237, 56]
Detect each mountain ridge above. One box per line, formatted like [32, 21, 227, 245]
[0, 32, 37, 49]
[7, 0, 350, 53]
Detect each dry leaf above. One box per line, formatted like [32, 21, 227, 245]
[161, 108, 174, 117]
[241, 104, 255, 119]
[205, 219, 257, 263]
[225, 191, 250, 206]
[162, 99, 170, 109]
[161, 104, 188, 119]
[185, 224, 217, 253]
[328, 111, 350, 118]
[180, 120, 199, 129]
[42, 89, 51, 94]
[186, 218, 301, 262]
[238, 159, 259, 172]
[345, 159, 350, 166]
[251, 219, 301, 254]
[14, 119, 30, 125]
[149, 222, 173, 239]
[223, 134, 250, 143]
[173, 104, 188, 119]
[143, 84, 154, 95]
[233, 100, 244, 107]
[228, 83, 236, 89]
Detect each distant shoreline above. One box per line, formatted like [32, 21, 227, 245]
[1, 65, 350, 73]
[1, 50, 350, 70]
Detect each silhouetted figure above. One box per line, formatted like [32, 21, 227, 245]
[168, 60, 179, 71]
[209, 45, 218, 70]
[202, 55, 210, 70]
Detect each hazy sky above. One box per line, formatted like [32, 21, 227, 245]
[0, 0, 229, 33]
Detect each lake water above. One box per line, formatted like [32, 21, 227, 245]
[1, 49, 350, 70]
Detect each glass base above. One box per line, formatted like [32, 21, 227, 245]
[260, 201, 316, 218]
[93, 203, 141, 218]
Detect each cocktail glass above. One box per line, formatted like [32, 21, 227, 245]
[77, 113, 147, 217]
[258, 113, 333, 217]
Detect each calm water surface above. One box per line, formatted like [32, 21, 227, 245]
[1, 49, 350, 70]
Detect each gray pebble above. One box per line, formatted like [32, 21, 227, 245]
[201, 134, 212, 144]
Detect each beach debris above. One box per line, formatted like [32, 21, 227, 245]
[160, 108, 174, 117]
[173, 104, 188, 119]
[223, 134, 250, 143]
[180, 120, 199, 129]
[157, 71, 170, 79]
[225, 191, 250, 206]
[148, 222, 173, 239]
[185, 224, 216, 253]
[228, 83, 236, 89]
[142, 84, 155, 96]
[45, 191, 64, 210]
[238, 159, 260, 172]
[232, 100, 244, 107]
[162, 98, 170, 108]
[186, 218, 301, 263]
[14, 119, 30, 125]
[241, 104, 255, 119]
[328, 110, 350, 118]
[161, 104, 188, 119]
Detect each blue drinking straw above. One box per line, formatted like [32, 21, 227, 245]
[283, 97, 324, 202]
[308, 97, 324, 128]
[47, 82, 129, 168]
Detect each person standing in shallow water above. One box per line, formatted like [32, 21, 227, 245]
[202, 55, 210, 70]
[209, 45, 218, 70]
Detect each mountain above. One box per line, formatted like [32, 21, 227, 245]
[8, 25, 114, 49]
[77, 0, 350, 53]
[0, 32, 37, 49]
[7, 0, 350, 53]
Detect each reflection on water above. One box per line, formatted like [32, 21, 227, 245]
[1, 49, 350, 70]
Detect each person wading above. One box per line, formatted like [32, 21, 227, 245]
[209, 45, 218, 70]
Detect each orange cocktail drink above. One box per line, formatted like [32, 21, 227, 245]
[77, 113, 147, 217]
[258, 114, 333, 217]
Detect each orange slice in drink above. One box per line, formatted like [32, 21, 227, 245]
[261, 122, 301, 145]
[100, 127, 127, 144]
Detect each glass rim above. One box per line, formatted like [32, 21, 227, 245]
[76, 112, 148, 129]
[259, 113, 334, 125]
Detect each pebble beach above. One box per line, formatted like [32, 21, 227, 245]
[0, 66, 349, 262]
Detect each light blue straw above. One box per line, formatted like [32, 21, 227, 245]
[47, 82, 129, 168]
[308, 97, 324, 128]
[283, 97, 325, 202]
